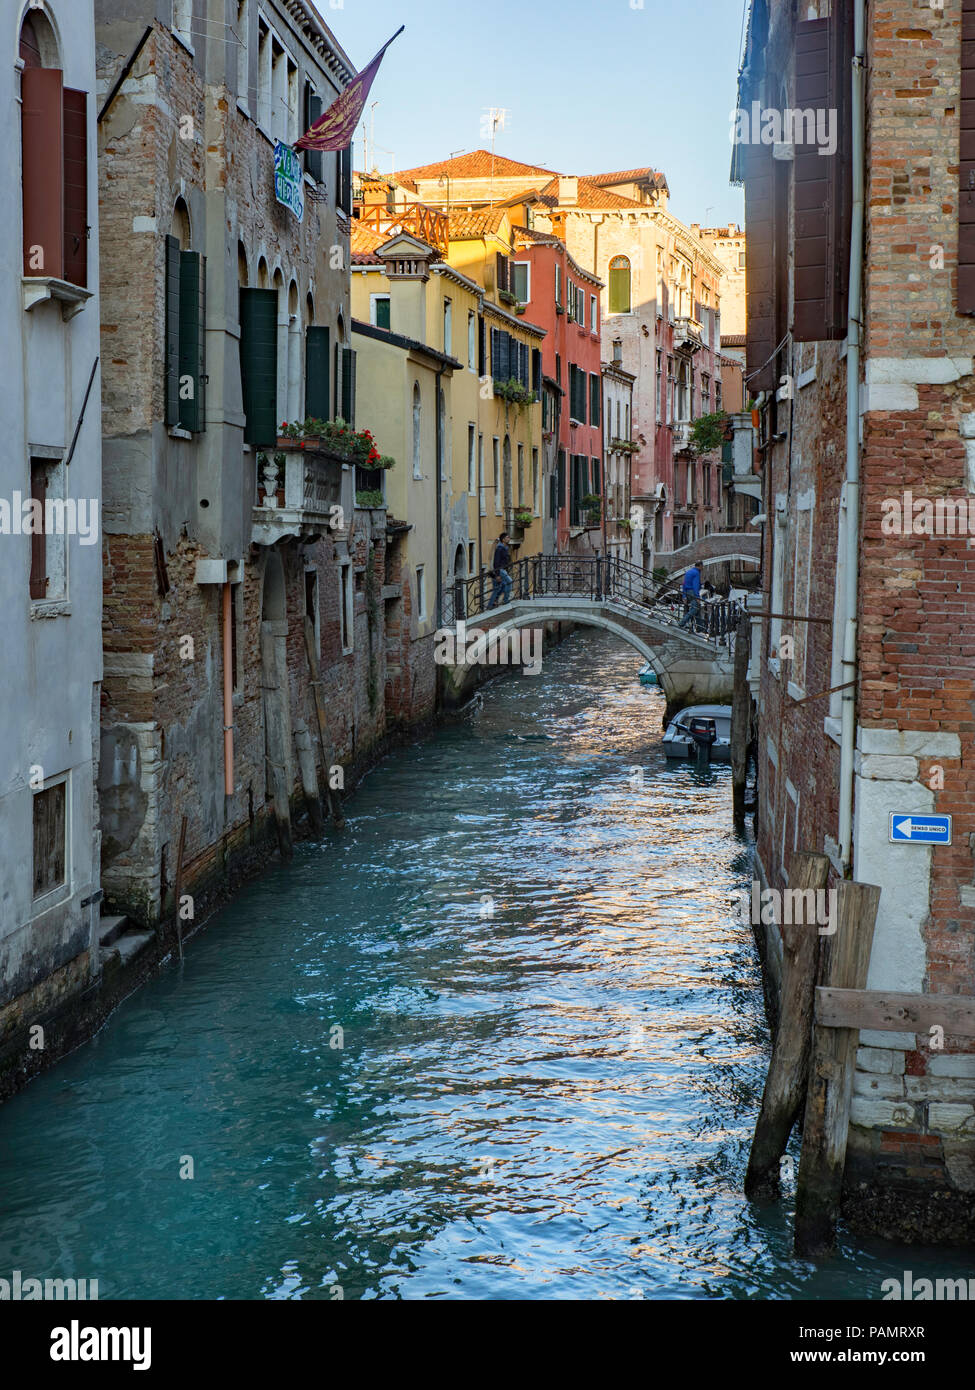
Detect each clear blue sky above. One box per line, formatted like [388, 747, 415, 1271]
[317, 0, 747, 228]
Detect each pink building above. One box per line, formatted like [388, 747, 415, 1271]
[512, 227, 603, 554]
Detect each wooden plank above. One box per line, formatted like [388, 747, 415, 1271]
[795, 881, 881, 1257]
[815, 987, 975, 1038]
[731, 623, 751, 829]
[745, 850, 831, 1198]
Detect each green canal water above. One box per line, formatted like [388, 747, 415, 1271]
[0, 629, 970, 1300]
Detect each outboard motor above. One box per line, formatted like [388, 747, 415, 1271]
[687, 716, 717, 768]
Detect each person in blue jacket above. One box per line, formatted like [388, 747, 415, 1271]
[677, 563, 702, 630]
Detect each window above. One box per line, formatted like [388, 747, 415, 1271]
[165, 219, 207, 433]
[702, 372, 711, 414]
[28, 456, 67, 602]
[240, 286, 277, 444]
[468, 424, 476, 495]
[625, 403, 630, 438]
[371, 294, 391, 329]
[555, 353, 562, 386]
[468, 310, 476, 370]
[305, 323, 330, 420]
[439, 388, 447, 481]
[608, 256, 631, 314]
[340, 561, 353, 653]
[590, 294, 597, 332]
[613, 338, 622, 364]
[237, 1, 249, 104]
[333, 343, 356, 425]
[478, 433, 485, 516]
[493, 437, 501, 514]
[517, 444, 524, 506]
[33, 779, 66, 901]
[532, 448, 539, 515]
[554, 263, 563, 308]
[738, 250, 747, 268]
[469, 542, 476, 573]
[412, 382, 422, 479]
[257, 19, 270, 128]
[531, 347, 541, 394]
[512, 262, 530, 303]
[443, 298, 452, 354]
[20, 14, 89, 290]
[656, 350, 663, 421]
[578, 288, 585, 328]
[589, 374, 600, 428]
[568, 365, 587, 423]
[303, 80, 323, 180]
[416, 565, 426, 622]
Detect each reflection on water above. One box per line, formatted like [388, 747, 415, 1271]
[0, 629, 968, 1300]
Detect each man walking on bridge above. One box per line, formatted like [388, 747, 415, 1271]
[486, 532, 513, 609]
[677, 563, 702, 631]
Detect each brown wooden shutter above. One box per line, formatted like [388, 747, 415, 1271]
[744, 138, 776, 391]
[959, 1, 975, 312]
[62, 88, 87, 288]
[22, 66, 63, 280]
[29, 460, 48, 599]
[793, 12, 853, 340]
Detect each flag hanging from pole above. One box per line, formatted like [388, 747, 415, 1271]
[295, 26, 404, 152]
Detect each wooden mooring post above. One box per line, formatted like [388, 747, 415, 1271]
[744, 850, 830, 1198]
[794, 880, 880, 1256]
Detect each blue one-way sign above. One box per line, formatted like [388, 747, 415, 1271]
[889, 813, 952, 845]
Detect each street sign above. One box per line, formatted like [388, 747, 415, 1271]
[273, 141, 304, 222]
[889, 813, 952, 845]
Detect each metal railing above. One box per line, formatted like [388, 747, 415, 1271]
[441, 555, 742, 645]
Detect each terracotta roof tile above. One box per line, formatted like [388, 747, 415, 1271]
[350, 224, 388, 264]
[536, 176, 643, 210]
[445, 207, 508, 239]
[397, 150, 556, 181]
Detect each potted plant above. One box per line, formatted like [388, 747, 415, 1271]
[514, 507, 534, 529]
[581, 493, 602, 525]
[356, 489, 386, 510]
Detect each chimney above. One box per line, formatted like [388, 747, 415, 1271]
[558, 175, 578, 206]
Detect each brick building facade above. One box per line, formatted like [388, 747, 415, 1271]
[95, 0, 393, 931]
[738, 0, 975, 1238]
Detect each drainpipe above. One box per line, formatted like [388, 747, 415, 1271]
[435, 364, 445, 627]
[222, 582, 234, 796]
[837, 0, 866, 872]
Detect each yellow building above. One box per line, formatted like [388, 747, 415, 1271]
[350, 201, 546, 632]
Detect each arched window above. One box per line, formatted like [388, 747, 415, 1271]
[608, 256, 631, 315]
[412, 382, 422, 479]
[171, 198, 191, 249]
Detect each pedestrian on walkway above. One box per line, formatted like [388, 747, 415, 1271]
[486, 532, 513, 609]
[677, 563, 702, 630]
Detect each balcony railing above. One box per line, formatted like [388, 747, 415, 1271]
[252, 446, 354, 546]
[355, 202, 450, 257]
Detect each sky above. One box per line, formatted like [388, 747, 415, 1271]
[313, 0, 748, 229]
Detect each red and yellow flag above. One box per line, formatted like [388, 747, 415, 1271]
[295, 27, 404, 153]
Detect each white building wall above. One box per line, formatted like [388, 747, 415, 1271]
[0, 2, 102, 1008]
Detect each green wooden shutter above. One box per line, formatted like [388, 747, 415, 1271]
[557, 450, 566, 509]
[338, 144, 352, 214]
[305, 325, 330, 420]
[590, 373, 600, 427]
[304, 86, 323, 182]
[164, 235, 181, 427]
[531, 348, 541, 393]
[239, 287, 278, 445]
[341, 346, 356, 426]
[178, 250, 206, 432]
[478, 315, 486, 375]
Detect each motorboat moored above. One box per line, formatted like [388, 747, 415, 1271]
[662, 704, 732, 763]
[638, 663, 658, 686]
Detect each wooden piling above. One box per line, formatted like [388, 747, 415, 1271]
[730, 623, 751, 829]
[794, 880, 881, 1257]
[744, 850, 831, 1198]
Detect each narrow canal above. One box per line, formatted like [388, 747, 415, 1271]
[0, 630, 966, 1300]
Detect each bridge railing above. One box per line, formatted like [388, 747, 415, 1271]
[441, 555, 742, 645]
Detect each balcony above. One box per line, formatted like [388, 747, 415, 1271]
[672, 422, 693, 452]
[252, 445, 354, 547]
[354, 202, 450, 257]
[672, 316, 704, 354]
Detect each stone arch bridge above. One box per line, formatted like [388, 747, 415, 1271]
[441, 556, 741, 716]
